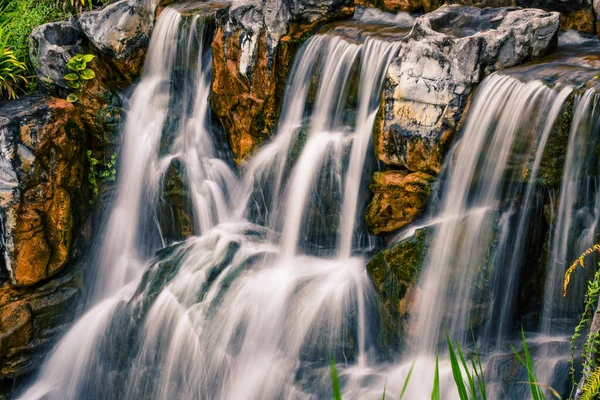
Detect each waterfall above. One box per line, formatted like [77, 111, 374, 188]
[541, 90, 600, 334]
[410, 75, 572, 353]
[20, 7, 403, 400]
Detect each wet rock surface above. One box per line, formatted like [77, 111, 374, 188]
[0, 97, 89, 384]
[367, 228, 431, 352]
[376, 5, 560, 174]
[0, 96, 88, 287]
[210, 0, 354, 164]
[365, 170, 435, 235]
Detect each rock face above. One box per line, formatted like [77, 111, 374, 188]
[367, 5, 560, 236]
[0, 96, 89, 382]
[0, 97, 88, 288]
[376, 5, 560, 174]
[367, 228, 430, 352]
[29, 17, 85, 93]
[210, 0, 354, 164]
[365, 170, 435, 235]
[79, 0, 158, 80]
[360, 0, 595, 33]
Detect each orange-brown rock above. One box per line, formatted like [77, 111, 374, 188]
[0, 266, 83, 378]
[210, 1, 354, 164]
[366, 170, 435, 235]
[0, 97, 88, 288]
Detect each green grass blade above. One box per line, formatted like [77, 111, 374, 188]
[432, 354, 440, 400]
[399, 362, 415, 400]
[447, 333, 469, 400]
[455, 341, 477, 399]
[471, 332, 487, 400]
[330, 357, 342, 400]
[382, 378, 386, 400]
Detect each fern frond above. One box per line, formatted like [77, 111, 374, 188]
[564, 244, 600, 296]
[581, 367, 600, 400]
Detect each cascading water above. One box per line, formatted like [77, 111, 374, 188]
[20, 5, 405, 400]
[17, 4, 600, 399]
[410, 75, 573, 353]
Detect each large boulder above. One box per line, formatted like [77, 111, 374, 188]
[375, 5, 560, 174]
[0, 96, 89, 288]
[78, 0, 159, 81]
[210, 0, 354, 164]
[29, 17, 85, 93]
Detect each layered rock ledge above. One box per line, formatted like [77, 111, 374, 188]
[367, 5, 560, 235]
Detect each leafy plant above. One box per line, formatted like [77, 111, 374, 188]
[565, 255, 600, 398]
[87, 151, 116, 203]
[330, 357, 342, 400]
[581, 366, 600, 400]
[0, 27, 27, 99]
[446, 332, 487, 400]
[64, 53, 96, 103]
[1, 0, 69, 80]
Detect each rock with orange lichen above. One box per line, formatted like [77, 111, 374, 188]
[365, 170, 435, 235]
[210, 0, 354, 164]
[0, 96, 88, 288]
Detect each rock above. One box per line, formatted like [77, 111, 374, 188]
[158, 160, 195, 242]
[375, 5, 560, 174]
[210, 0, 354, 164]
[365, 170, 435, 235]
[29, 17, 85, 92]
[0, 96, 88, 287]
[78, 0, 158, 81]
[363, 0, 594, 33]
[366, 228, 431, 353]
[0, 265, 83, 379]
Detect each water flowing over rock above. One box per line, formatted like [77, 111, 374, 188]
[376, 5, 560, 174]
[366, 5, 560, 236]
[210, 0, 354, 163]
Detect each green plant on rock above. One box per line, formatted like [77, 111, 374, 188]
[64, 53, 96, 103]
[0, 27, 27, 99]
[564, 245, 600, 400]
[87, 151, 116, 204]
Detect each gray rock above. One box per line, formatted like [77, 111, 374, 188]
[78, 0, 157, 77]
[226, 0, 353, 76]
[29, 17, 84, 92]
[375, 5, 560, 173]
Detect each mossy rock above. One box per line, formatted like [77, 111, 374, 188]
[366, 227, 431, 355]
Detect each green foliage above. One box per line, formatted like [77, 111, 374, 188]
[581, 367, 600, 400]
[0, 26, 28, 99]
[87, 151, 116, 204]
[399, 363, 415, 400]
[64, 53, 96, 103]
[432, 353, 440, 400]
[510, 327, 559, 400]
[446, 332, 487, 400]
[567, 264, 600, 397]
[1, 0, 69, 81]
[330, 356, 342, 400]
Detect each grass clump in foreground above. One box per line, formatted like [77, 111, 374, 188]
[330, 331, 557, 400]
